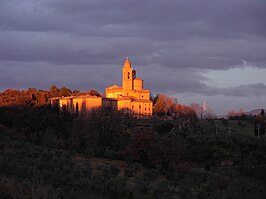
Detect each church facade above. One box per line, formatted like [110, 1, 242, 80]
[106, 57, 152, 116]
[50, 58, 153, 116]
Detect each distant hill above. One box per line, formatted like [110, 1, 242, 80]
[248, 109, 266, 116]
[217, 108, 265, 118]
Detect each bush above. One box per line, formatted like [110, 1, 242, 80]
[221, 119, 228, 126]
[124, 168, 133, 177]
[153, 122, 174, 135]
[143, 169, 159, 180]
[103, 148, 118, 159]
[238, 120, 245, 128]
[97, 166, 120, 178]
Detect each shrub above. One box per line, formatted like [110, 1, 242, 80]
[143, 169, 159, 180]
[153, 122, 174, 135]
[221, 119, 228, 126]
[124, 168, 133, 177]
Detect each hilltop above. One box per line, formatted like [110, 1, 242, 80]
[248, 108, 266, 116]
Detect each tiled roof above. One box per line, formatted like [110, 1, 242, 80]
[73, 95, 101, 99]
[106, 85, 122, 90]
[118, 96, 152, 103]
[59, 96, 76, 100]
[49, 97, 63, 100]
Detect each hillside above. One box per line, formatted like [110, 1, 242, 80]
[0, 106, 266, 198]
[248, 109, 266, 116]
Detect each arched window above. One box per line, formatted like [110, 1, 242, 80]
[133, 70, 136, 78]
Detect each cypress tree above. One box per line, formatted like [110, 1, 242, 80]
[254, 109, 265, 137]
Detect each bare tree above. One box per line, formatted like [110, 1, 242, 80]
[190, 103, 203, 119]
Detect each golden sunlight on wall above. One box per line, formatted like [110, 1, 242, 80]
[105, 57, 153, 116]
[53, 57, 153, 116]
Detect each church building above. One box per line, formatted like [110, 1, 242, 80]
[106, 57, 153, 116]
[50, 58, 153, 116]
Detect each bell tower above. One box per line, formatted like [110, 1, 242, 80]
[122, 57, 134, 91]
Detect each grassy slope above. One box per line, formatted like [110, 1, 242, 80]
[1, 119, 266, 199]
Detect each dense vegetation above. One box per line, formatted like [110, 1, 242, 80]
[0, 88, 265, 198]
[0, 86, 100, 107]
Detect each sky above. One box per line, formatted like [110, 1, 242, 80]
[0, 0, 266, 115]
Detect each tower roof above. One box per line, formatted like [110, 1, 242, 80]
[123, 57, 131, 68]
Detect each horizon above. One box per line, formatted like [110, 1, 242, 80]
[0, 83, 264, 116]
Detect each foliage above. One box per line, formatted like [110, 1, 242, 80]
[87, 90, 101, 97]
[153, 94, 198, 125]
[153, 122, 174, 134]
[0, 85, 79, 107]
[0, 105, 73, 145]
[0, 102, 266, 198]
[254, 109, 265, 137]
[190, 103, 204, 119]
[174, 103, 198, 123]
[153, 94, 176, 116]
[125, 129, 176, 169]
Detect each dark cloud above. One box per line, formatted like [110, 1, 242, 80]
[0, 0, 266, 112]
[1, 0, 266, 68]
[139, 64, 266, 97]
[0, 61, 122, 92]
[218, 83, 266, 97]
[195, 83, 266, 97]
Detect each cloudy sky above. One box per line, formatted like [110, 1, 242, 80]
[0, 0, 266, 114]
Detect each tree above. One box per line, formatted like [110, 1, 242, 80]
[125, 129, 175, 168]
[72, 89, 80, 96]
[254, 109, 265, 137]
[49, 85, 60, 97]
[153, 94, 175, 116]
[261, 109, 265, 116]
[204, 107, 216, 119]
[60, 86, 72, 97]
[73, 107, 122, 151]
[227, 108, 245, 119]
[88, 90, 101, 97]
[190, 103, 203, 119]
[174, 104, 197, 123]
